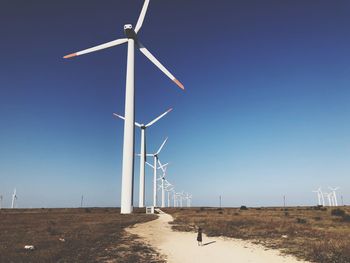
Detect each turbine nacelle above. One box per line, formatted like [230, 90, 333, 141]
[124, 24, 137, 39]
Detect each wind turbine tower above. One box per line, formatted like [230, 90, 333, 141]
[0, 195, 3, 209]
[63, 0, 184, 214]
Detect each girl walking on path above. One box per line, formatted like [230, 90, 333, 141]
[197, 227, 203, 246]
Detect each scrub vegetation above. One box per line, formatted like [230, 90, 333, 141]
[164, 206, 350, 263]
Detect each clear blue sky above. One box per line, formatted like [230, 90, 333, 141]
[0, 0, 349, 208]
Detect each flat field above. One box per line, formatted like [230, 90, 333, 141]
[164, 206, 350, 263]
[0, 208, 164, 263]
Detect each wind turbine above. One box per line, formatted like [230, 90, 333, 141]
[312, 189, 321, 206]
[63, 0, 184, 214]
[11, 188, 17, 209]
[0, 195, 3, 209]
[171, 188, 177, 207]
[146, 138, 168, 207]
[324, 192, 333, 206]
[184, 193, 192, 207]
[176, 192, 184, 207]
[165, 184, 174, 207]
[157, 160, 170, 208]
[329, 187, 339, 207]
[313, 188, 325, 206]
[113, 108, 172, 208]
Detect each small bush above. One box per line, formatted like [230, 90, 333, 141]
[284, 212, 289, 217]
[85, 208, 91, 213]
[342, 214, 350, 222]
[313, 216, 322, 221]
[296, 218, 307, 224]
[331, 208, 346, 217]
[234, 212, 240, 216]
[240, 206, 248, 210]
[200, 207, 205, 211]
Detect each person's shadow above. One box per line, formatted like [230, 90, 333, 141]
[202, 241, 216, 246]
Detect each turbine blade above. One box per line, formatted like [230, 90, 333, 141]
[113, 113, 125, 121]
[146, 162, 154, 169]
[113, 113, 142, 127]
[134, 0, 150, 33]
[137, 42, 184, 90]
[157, 162, 169, 172]
[156, 137, 168, 155]
[157, 159, 165, 172]
[145, 108, 173, 127]
[63, 38, 128, 59]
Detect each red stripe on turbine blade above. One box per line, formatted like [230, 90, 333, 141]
[173, 78, 185, 90]
[63, 53, 77, 59]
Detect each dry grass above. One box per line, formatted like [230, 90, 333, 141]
[164, 206, 350, 263]
[0, 208, 165, 263]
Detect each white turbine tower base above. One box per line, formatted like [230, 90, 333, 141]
[63, 0, 184, 214]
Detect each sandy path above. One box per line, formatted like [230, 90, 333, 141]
[126, 212, 307, 263]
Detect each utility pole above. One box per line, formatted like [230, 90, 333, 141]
[341, 195, 344, 206]
[81, 195, 84, 207]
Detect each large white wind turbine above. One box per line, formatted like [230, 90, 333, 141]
[11, 188, 17, 209]
[113, 108, 172, 208]
[0, 195, 3, 209]
[145, 138, 168, 207]
[63, 0, 184, 214]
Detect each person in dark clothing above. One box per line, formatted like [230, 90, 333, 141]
[197, 227, 203, 246]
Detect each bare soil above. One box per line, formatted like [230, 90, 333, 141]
[0, 208, 164, 263]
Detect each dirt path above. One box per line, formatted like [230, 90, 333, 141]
[126, 212, 308, 263]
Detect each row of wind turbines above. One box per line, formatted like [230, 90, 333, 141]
[0, 189, 18, 209]
[312, 187, 340, 207]
[63, 0, 188, 213]
[113, 110, 192, 209]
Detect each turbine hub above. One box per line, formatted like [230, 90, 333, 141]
[124, 24, 137, 39]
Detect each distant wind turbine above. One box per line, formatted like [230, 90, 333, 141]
[329, 187, 339, 207]
[11, 188, 17, 209]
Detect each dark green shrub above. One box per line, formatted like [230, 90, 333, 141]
[331, 208, 346, 217]
[240, 206, 248, 210]
[296, 218, 307, 224]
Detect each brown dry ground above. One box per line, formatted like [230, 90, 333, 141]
[0, 208, 165, 263]
[164, 206, 350, 263]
